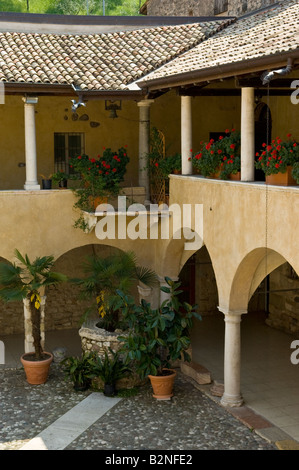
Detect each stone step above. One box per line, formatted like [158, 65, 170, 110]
[180, 361, 211, 385]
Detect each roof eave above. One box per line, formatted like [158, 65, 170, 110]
[4, 82, 146, 100]
[139, 49, 299, 91]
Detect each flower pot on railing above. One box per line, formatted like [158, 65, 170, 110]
[41, 179, 52, 190]
[229, 171, 241, 181]
[266, 166, 297, 186]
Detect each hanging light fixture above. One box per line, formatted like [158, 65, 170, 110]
[105, 100, 122, 119]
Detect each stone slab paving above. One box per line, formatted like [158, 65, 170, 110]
[19, 393, 121, 450]
[0, 364, 280, 451]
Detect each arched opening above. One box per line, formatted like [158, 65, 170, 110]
[178, 246, 222, 376]
[226, 250, 299, 434]
[0, 256, 23, 336]
[45, 244, 131, 332]
[255, 101, 272, 181]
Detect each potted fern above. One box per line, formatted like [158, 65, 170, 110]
[0, 249, 67, 384]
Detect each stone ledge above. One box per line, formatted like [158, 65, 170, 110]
[180, 361, 211, 385]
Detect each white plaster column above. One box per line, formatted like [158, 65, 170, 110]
[138, 99, 154, 204]
[219, 308, 247, 407]
[181, 95, 193, 175]
[159, 275, 179, 305]
[23, 296, 46, 353]
[241, 87, 255, 182]
[23, 96, 40, 190]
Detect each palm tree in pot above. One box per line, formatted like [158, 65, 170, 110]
[73, 250, 158, 333]
[0, 249, 67, 384]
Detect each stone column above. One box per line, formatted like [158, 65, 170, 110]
[23, 296, 46, 353]
[181, 95, 193, 175]
[241, 87, 255, 182]
[219, 308, 247, 407]
[138, 99, 154, 204]
[23, 97, 40, 190]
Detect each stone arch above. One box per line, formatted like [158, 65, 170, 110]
[159, 225, 204, 278]
[44, 243, 131, 332]
[228, 247, 290, 312]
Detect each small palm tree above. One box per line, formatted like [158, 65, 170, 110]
[0, 250, 67, 360]
[73, 250, 158, 332]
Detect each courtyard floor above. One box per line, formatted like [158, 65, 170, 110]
[1, 312, 299, 451]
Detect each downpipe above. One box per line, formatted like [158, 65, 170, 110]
[261, 58, 293, 85]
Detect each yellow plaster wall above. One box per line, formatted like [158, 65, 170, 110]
[0, 96, 141, 189]
[1, 88, 298, 190]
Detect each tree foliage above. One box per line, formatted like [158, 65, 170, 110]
[0, 0, 142, 15]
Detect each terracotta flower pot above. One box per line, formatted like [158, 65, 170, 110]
[21, 352, 53, 385]
[266, 166, 297, 186]
[148, 368, 177, 400]
[229, 171, 241, 181]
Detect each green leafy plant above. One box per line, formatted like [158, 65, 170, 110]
[61, 352, 97, 391]
[51, 171, 69, 187]
[72, 251, 158, 333]
[0, 250, 67, 360]
[193, 129, 240, 179]
[91, 348, 131, 395]
[255, 134, 299, 176]
[292, 162, 299, 183]
[69, 148, 130, 226]
[117, 277, 201, 378]
[158, 153, 182, 178]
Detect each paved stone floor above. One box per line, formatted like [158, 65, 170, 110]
[0, 364, 277, 451]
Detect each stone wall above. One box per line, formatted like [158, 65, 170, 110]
[228, 0, 277, 16]
[147, 0, 214, 16]
[0, 245, 122, 336]
[146, 0, 278, 17]
[266, 263, 299, 335]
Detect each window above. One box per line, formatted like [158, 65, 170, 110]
[54, 133, 85, 173]
[214, 0, 228, 15]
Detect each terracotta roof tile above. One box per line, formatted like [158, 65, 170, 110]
[139, 0, 299, 86]
[0, 19, 233, 91]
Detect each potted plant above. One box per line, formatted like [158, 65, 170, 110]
[91, 348, 131, 396]
[159, 153, 182, 177]
[73, 250, 158, 333]
[61, 352, 97, 391]
[117, 277, 201, 400]
[40, 174, 53, 189]
[52, 171, 69, 189]
[0, 250, 68, 384]
[193, 129, 241, 179]
[255, 134, 299, 185]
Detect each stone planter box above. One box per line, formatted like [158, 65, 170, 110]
[79, 319, 144, 390]
[79, 319, 126, 358]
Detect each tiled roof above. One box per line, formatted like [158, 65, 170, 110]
[0, 18, 233, 91]
[139, 0, 299, 87]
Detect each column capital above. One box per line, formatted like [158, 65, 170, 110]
[22, 96, 38, 105]
[218, 306, 248, 317]
[137, 99, 155, 107]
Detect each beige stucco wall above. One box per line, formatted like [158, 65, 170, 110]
[168, 176, 299, 312]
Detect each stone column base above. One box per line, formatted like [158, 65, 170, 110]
[221, 392, 244, 408]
